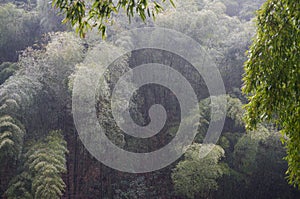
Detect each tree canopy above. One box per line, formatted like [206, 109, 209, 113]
[172, 144, 228, 199]
[1, 0, 300, 198]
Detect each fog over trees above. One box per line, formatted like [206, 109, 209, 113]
[0, 0, 299, 198]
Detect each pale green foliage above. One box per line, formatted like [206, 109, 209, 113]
[26, 131, 68, 199]
[0, 32, 84, 115]
[226, 96, 244, 128]
[0, 75, 43, 114]
[243, 0, 300, 188]
[5, 130, 68, 199]
[172, 144, 228, 199]
[0, 75, 43, 163]
[156, 0, 247, 50]
[0, 115, 25, 158]
[155, 0, 256, 95]
[182, 95, 244, 144]
[28, 32, 85, 100]
[71, 42, 135, 148]
[200, 95, 244, 129]
[26, 130, 68, 199]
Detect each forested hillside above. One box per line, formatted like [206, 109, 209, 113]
[0, 0, 299, 198]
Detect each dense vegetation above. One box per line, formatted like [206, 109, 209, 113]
[0, 0, 299, 198]
[243, 0, 300, 188]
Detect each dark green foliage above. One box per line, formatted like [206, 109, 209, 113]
[249, 133, 297, 198]
[233, 126, 270, 176]
[0, 62, 18, 85]
[0, 3, 40, 62]
[5, 171, 33, 199]
[226, 129, 299, 199]
[114, 176, 148, 199]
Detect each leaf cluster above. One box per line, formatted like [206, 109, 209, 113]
[242, 0, 300, 188]
[5, 130, 68, 199]
[52, 0, 175, 38]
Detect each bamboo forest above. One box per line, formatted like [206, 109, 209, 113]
[0, 0, 299, 198]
